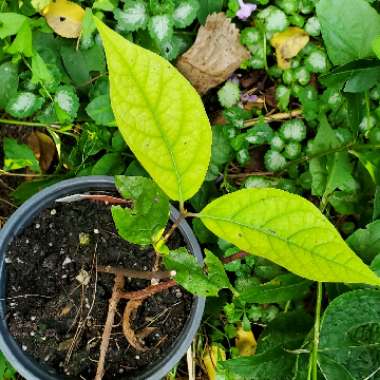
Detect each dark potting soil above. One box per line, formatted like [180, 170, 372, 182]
[5, 199, 192, 379]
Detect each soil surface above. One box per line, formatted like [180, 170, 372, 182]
[5, 199, 192, 379]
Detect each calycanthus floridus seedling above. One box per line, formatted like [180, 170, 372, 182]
[89, 15, 380, 379]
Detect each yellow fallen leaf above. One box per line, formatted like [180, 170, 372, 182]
[271, 27, 309, 69]
[42, 0, 85, 38]
[202, 344, 226, 380]
[235, 325, 257, 356]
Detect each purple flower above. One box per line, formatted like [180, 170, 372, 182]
[236, 0, 257, 21]
[241, 93, 258, 102]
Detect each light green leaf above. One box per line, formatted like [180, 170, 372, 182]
[5, 92, 44, 119]
[112, 176, 170, 245]
[350, 149, 380, 185]
[199, 188, 380, 285]
[93, 0, 117, 11]
[317, 0, 380, 65]
[319, 289, 380, 379]
[114, 0, 148, 32]
[239, 274, 311, 304]
[31, 53, 56, 90]
[6, 20, 33, 57]
[372, 35, 380, 59]
[0, 13, 28, 39]
[164, 248, 220, 296]
[3, 138, 40, 173]
[148, 14, 173, 44]
[204, 249, 235, 294]
[0, 62, 19, 110]
[95, 18, 211, 201]
[173, 0, 199, 28]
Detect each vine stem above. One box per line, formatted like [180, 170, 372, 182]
[308, 282, 323, 380]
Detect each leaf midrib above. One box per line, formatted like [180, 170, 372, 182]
[200, 213, 375, 280]
[107, 34, 183, 200]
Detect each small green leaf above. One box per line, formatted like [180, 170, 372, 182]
[197, 0, 224, 24]
[200, 188, 380, 285]
[54, 85, 79, 122]
[114, 0, 148, 32]
[95, 18, 211, 201]
[85, 95, 115, 126]
[5, 92, 44, 119]
[164, 248, 220, 296]
[31, 53, 58, 91]
[347, 220, 380, 262]
[148, 14, 174, 44]
[91, 153, 125, 175]
[204, 249, 235, 294]
[239, 274, 311, 304]
[0, 62, 19, 109]
[6, 20, 33, 57]
[112, 176, 170, 245]
[3, 137, 40, 173]
[173, 0, 199, 28]
[319, 289, 380, 379]
[0, 13, 27, 39]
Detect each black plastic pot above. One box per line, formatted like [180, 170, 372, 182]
[0, 176, 205, 380]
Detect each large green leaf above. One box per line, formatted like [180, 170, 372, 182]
[199, 188, 380, 285]
[112, 176, 169, 245]
[317, 0, 380, 65]
[95, 18, 211, 202]
[319, 289, 380, 379]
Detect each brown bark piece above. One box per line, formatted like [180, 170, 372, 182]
[176, 13, 250, 94]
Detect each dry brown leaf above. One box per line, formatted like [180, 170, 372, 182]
[122, 299, 156, 352]
[26, 131, 56, 172]
[202, 344, 226, 380]
[176, 13, 250, 94]
[42, 0, 85, 38]
[271, 27, 309, 69]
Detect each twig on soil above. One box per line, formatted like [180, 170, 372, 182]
[119, 280, 177, 301]
[95, 273, 125, 380]
[243, 109, 303, 128]
[96, 265, 175, 280]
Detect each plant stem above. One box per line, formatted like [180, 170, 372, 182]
[96, 265, 175, 280]
[310, 282, 323, 380]
[95, 273, 125, 380]
[119, 280, 177, 300]
[243, 109, 303, 128]
[0, 118, 58, 128]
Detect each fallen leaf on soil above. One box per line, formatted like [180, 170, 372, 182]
[58, 338, 74, 352]
[58, 304, 73, 317]
[202, 344, 226, 380]
[235, 325, 257, 356]
[42, 0, 85, 38]
[122, 299, 156, 352]
[271, 27, 309, 69]
[76, 269, 90, 285]
[26, 131, 55, 172]
[176, 13, 250, 94]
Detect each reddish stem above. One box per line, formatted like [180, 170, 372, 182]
[221, 251, 249, 264]
[96, 265, 174, 280]
[119, 280, 177, 300]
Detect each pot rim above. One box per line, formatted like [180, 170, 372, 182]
[0, 176, 205, 380]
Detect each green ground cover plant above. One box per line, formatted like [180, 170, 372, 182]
[1, 0, 380, 379]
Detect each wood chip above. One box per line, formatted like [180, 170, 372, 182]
[176, 13, 250, 94]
